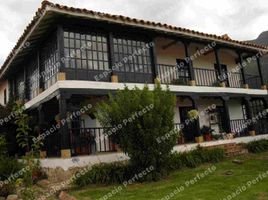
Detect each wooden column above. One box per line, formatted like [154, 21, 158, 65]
[37, 51, 44, 94]
[237, 52, 248, 89]
[108, 32, 118, 83]
[38, 105, 46, 158]
[263, 97, 268, 110]
[257, 57, 266, 89]
[214, 47, 225, 87]
[23, 65, 28, 101]
[190, 96, 202, 142]
[221, 97, 232, 133]
[150, 38, 159, 84]
[57, 25, 66, 81]
[184, 42, 196, 86]
[58, 93, 71, 158]
[244, 97, 256, 135]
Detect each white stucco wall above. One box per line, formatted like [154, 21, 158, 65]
[196, 98, 223, 134]
[155, 37, 185, 65]
[40, 134, 268, 170]
[155, 38, 240, 74]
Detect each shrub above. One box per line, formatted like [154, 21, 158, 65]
[245, 139, 268, 153]
[96, 84, 177, 175]
[168, 147, 225, 170]
[0, 183, 15, 197]
[0, 157, 24, 197]
[0, 135, 7, 156]
[0, 157, 25, 182]
[74, 147, 225, 187]
[73, 162, 129, 187]
[22, 155, 47, 186]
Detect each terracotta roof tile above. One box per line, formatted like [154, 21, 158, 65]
[1, 0, 268, 76]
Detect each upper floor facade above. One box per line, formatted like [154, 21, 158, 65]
[0, 1, 268, 108]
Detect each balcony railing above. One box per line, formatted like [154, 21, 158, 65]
[255, 119, 268, 135]
[228, 72, 243, 88]
[230, 119, 248, 137]
[158, 64, 189, 85]
[194, 68, 217, 87]
[158, 64, 262, 89]
[245, 74, 262, 89]
[69, 127, 116, 156]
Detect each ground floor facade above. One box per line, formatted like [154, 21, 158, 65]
[30, 87, 268, 158]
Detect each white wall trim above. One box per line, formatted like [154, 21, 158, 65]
[40, 134, 268, 170]
[24, 80, 268, 109]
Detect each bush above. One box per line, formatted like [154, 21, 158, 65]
[22, 155, 47, 186]
[0, 156, 24, 197]
[0, 157, 25, 182]
[245, 139, 268, 153]
[168, 147, 225, 170]
[0, 183, 15, 197]
[74, 147, 225, 187]
[96, 85, 177, 175]
[0, 135, 7, 156]
[73, 162, 129, 187]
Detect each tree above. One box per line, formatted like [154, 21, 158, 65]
[12, 102, 32, 152]
[96, 84, 177, 177]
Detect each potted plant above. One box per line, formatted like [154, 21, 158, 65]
[201, 126, 215, 141]
[171, 78, 187, 86]
[187, 109, 203, 143]
[187, 109, 199, 120]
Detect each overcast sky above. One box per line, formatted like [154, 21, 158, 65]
[0, 0, 268, 66]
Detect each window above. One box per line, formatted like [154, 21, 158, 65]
[40, 36, 59, 89]
[15, 72, 25, 100]
[251, 99, 265, 116]
[113, 37, 152, 74]
[63, 31, 109, 71]
[27, 58, 39, 99]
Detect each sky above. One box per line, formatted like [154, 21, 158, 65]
[0, 0, 268, 66]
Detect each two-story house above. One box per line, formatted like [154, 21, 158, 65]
[0, 1, 268, 159]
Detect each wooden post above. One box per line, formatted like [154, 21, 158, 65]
[108, 32, 118, 82]
[23, 65, 27, 101]
[38, 105, 46, 158]
[237, 52, 248, 89]
[214, 47, 225, 87]
[37, 51, 44, 94]
[58, 93, 71, 158]
[184, 42, 196, 86]
[221, 97, 232, 133]
[244, 97, 256, 135]
[257, 57, 266, 89]
[150, 38, 160, 84]
[190, 96, 202, 142]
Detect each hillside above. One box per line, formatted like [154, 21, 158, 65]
[250, 31, 268, 83]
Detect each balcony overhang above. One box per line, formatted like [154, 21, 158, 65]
[24, 80, 268, 110]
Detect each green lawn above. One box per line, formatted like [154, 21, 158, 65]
[69, 152, 268, 200]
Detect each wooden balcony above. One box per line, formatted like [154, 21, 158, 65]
[157, 64, 263, 89]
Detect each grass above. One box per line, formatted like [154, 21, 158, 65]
[69, 152, 268, 200]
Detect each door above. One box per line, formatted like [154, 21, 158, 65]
[179, 107, 197, 142]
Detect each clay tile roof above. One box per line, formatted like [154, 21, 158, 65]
[1, 0, 268, 77]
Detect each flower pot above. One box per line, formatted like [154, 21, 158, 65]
[195, 136, 204, 143]
[178, 137, 185, 144]
[204, 134, 212, 141]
